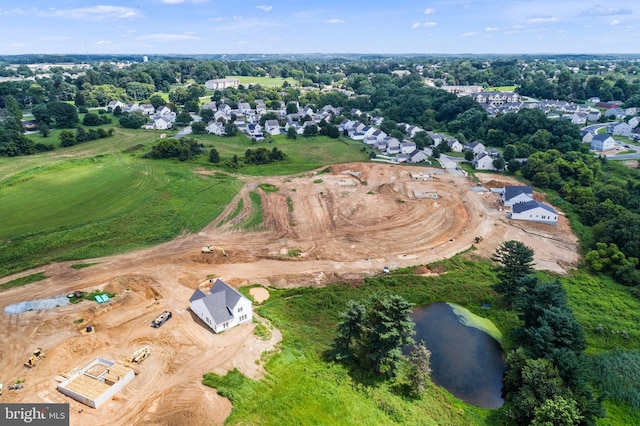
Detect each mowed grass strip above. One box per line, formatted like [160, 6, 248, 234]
[0, 155, 241, 277]
[227, 75, 295, 88]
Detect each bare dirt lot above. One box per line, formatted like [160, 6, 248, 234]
[0, 163, 579, 425]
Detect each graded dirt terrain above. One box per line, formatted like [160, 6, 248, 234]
[0, 163, 579, 425]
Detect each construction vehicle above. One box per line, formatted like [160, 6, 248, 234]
[24, 348, 45, 368]
[8, 383, 23, 390]
[151, 311, 172, 328]
[202, 245, 227, 256]
[130, 346, 151, 364]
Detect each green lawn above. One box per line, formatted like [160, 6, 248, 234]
[485, 86, 517, 92]
[228, 75, 296, 88]
[0, 150, 241, 277]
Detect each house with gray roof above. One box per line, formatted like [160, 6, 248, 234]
[189, 279, 252, 333]
[590, 134, 615, 152]
[502, 186, 534, 206]
[510, 200, 558, 225]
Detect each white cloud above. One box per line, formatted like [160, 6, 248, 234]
[238, 41, 248, 45]
[580, 6, 632, 17]
[411, 21, 438, 29]
[485, 27, 500, 32]
[256, 5, 273, 12]
[325, 19, 345, 24]
[610, 19, 621, 26]
[461, 32, 479, 37]
[527, 14, 558, 24]
[162, 0, 185, 3]
[137, 33, 202, 41]
[213, 17, 279, 30]
[424, 8, 435, 15]
[43, 5, 141, 21]
[41, 35, 71, 41]
[95, 40, 112, 45]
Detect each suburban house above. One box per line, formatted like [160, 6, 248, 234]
[587, 110, 602, 121]
[189, 279, 252, 333]
[473, 153, 495, 170]
[510, 200, 558, 225]
[590, 134, 615, 152]
[604, 108, 625, 120]
[264, 119, 281, 135]
[400, 140, 417, 154]
[205, 78, 240, 90]
[107, 100, 124, 111]
[607, 122, 632, 137]
[582, 131, 596, 143]
[206, 121, 225, 136]
[628, 117, 640, 129]
[631, 127, 640, 141]
[409, 149, 428, 163]
[446, 138, 463, 152]
[464, 141, 485, 156]
[139, 104, 155, 115]
[502, 186, 534, 206]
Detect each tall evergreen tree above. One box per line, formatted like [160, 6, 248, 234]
[491, 240, 535, 305]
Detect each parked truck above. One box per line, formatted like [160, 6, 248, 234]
[151, 311, 172, 328]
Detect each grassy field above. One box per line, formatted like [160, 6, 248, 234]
[0, 128, 367, 278]
[0, 146, 242, 277]
[486, 86, 517, 92]
[228, 75, 296, 88]
[196, 134, 369, 176]
[205, 256, 507, 425]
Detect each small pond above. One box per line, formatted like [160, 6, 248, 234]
[4, 295, 70, 314]
[411, 302, 504, 409]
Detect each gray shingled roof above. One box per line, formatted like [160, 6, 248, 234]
[189, 288, 207, 303]
[504, 186, 533, 201]
[512, 200, 557, 214]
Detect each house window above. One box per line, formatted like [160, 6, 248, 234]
[238, 307, 243, 313]
[239, 314, 247, 321]
[223, 322, 228, 329]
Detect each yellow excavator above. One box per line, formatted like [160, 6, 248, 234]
[24, 348, 46, 368]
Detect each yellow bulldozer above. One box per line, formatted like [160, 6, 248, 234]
[202, 245, 227, 256]
[24, 348, 45, 368]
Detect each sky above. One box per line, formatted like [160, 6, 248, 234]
[0, 1, 638, 55]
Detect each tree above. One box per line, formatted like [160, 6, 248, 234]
[332, 300, 367, 362]
[286, 102, 298, 114]
[191, 121, 206, 134]
[464, 150, 474, 162]
[47, 101, 79, 128]
[199, 108, 214, 123]
[59, 130, 77, 147]
[224, 122, 238, 136]
[149, 94, 166, 109]
[31, 104, 52, 125]
[175, 111, 193, 127]
[208, 148, 220, 163]
[118, 111, 148, 129]
[38, 123, 49, 137]
[492, 157, 506, 171]
[303, 124, 318, 137]
[491, 240, 535, 306]
[5, 95, 22, 120]
[363, 294, 415, 376]
[287, 126, 297, 139]
[331, 294, 415, 377]
[407, 341, 432, 395]
[507, 158, 521, 173]
[431, 147, 440, 159]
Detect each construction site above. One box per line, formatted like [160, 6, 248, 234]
[0, 163, 580, 425]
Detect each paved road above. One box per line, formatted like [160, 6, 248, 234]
[439, 154, 466, 176]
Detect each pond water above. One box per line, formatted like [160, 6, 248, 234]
[4, 295, 70, 314]
[411, 302, 504, 408]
